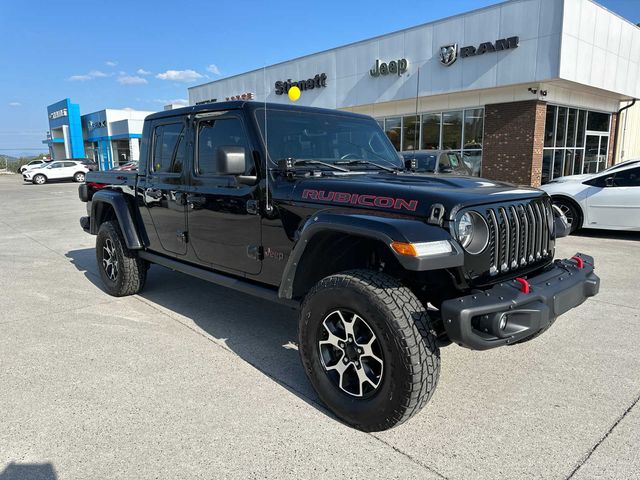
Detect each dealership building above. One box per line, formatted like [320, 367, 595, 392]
[189, 0, 640, 186]
[43, 98, 154, 170]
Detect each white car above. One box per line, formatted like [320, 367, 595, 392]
[19, 158, 51, 173]
[23, 160, 89, 185]
[539, 160, 640, 232]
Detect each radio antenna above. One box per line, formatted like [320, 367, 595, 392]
[414, 66, 420, 151]
[263, 64, 273, 213]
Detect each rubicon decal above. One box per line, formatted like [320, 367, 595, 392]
[302, 189, 418, 212]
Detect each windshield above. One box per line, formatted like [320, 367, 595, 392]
[255, 108, 403, 169]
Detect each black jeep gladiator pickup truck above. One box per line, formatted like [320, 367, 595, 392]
[79, 101, 599, 431]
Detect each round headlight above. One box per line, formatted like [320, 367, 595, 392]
[457, 212, 474, 248]
[456, 211, 489, 255]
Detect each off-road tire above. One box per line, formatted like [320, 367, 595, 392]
[96, 220, 147, 297]
[299, 269, 440, 432]
[32, 174, 46, 185]
[74, 172, 86, 182]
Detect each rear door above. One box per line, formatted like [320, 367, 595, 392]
[586, 167, 640, 229]
[138, 120, 189, 255]
[62, 161, 79, 178]
[186, 112, 262, 274]
[45, 162, 65, 179]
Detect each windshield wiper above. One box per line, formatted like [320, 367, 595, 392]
[334, 159, 400, 173]
[277, 158, 349, 172]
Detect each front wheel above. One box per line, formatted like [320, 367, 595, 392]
[32, 174, 46, 185]
[553, 198, 580, 233]
[96, 220, 147, 296]
[74, 172, 86, 182]
[299, 269, 440, 431]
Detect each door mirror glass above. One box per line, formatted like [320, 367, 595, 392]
[216, 146, 246, 175]
[604, 177, 614, 187]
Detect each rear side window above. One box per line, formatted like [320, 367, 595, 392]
[197, 117, 249, 176]
[63, 161, 76, 167]
[152, 123, 185, 173]
[613, 167, 640, 187]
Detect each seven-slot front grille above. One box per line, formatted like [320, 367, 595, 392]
[484, 199, 553, 276]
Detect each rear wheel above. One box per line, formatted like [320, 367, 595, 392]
[299, 269, 440, 431]
[74, 172, 86, 182]
[96, 220, 147, 296]
[553, 198, 581, 233]
[32, 174, 46, 185]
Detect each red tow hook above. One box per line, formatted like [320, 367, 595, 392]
[571, 256, 585, 269]
[515, 277, 530, 294]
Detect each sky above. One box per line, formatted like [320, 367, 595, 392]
[0, 0, 638, 157]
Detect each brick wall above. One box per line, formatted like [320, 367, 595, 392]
[482, 100, 547, 187]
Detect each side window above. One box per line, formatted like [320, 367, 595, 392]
[152, 123, 184, 174]
[197, 117, 250, 176]
[50, 163, 63, 169]
[63, 161, 76, 167]
[613, 167, 640, 187]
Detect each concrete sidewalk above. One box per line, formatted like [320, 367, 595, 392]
[1, 175, 638, 479]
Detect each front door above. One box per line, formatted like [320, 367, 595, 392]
[139, 120, 189, 256]
[186, 113, 262, 275]
[587, 166, 640, 229]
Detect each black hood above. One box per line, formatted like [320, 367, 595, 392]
[277, 172, 545, 218]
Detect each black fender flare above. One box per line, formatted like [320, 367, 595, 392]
[278, 210, 464, 299]
[90, 190, 143, 250]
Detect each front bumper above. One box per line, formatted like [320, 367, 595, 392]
[441, 253, 599, 350]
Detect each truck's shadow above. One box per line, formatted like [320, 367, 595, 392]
[573, 228, 640, 241]
[65, 248, 323, 411]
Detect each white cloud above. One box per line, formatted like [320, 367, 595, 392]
[156, 69, 203, 83]
[68, 74, 93, 81]
[8, 102, 21, 107]
[206, 64, 221, 75]
[136, 68, 152, 76]
[68, 70, 109, 81]
[117, 75, 148, 85]
[105, 60, 118, 67]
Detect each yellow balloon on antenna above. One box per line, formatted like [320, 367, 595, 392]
[288, 86, 301, 102]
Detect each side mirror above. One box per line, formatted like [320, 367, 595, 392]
[551, 204, 571, 238]
[604, 177, 615, 187]
[216, 145, 246, 175]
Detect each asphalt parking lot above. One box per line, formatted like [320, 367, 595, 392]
[1, 174, 639, 480]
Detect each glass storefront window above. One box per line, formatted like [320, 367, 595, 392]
[442, 110, 462, 150]
[542, 105, 611, 183]
[566, 109, 577, 147]
[384, 117, 401, 151]
[402, 115, 420, 151]
[421, 113, 440, 150]
[542, 150, 553, 184]
[555, 107, 567, 148]
[577, 110, 586, 146]
[380, 108, 483, 176]
[544, 106, 556, 148]
[463, 108, 483, 150]
[587, 111, 610, 132]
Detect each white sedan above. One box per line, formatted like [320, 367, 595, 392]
[23, 160, 89, 185]
[539, 160, 640, 232]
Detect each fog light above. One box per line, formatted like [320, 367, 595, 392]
[499, 315, 508, 330]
